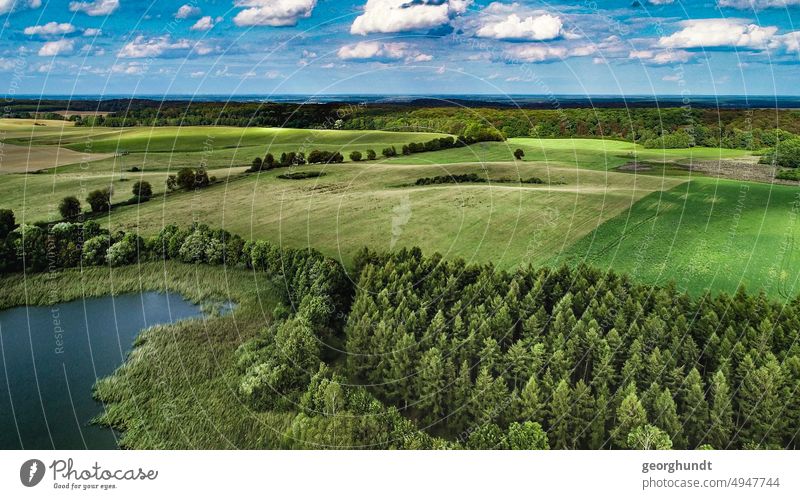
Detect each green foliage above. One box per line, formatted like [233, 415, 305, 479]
[132, 181, 152, 202]
[366, 149, 376, 160]
[513, 148, 524, 160]
[0, 209, 16, 239]
[761, 137, 800, 168]
[507, 421, 549, 450]
[307, 150, 343, 164]
[58, 196, 81, 219]
[627, 425, 673, 450]
[349, 151, 362, 162]
[643, 129, 694, 149]
[176, 167, 210, 190]
[106, 233, 143, 267]
[86, 187, 112, 213]
[82, 235, 110, 266]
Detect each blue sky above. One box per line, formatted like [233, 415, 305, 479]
[1, 0, 799, 96]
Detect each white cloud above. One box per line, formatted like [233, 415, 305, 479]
[68, 0, 119, 16]
[647, 0, 675, 4]
[24, 22, 76, 36]
[477, 13, 562, 41]
[718, 0, 800, 9]
[630, 49, 694, 65]
[83, 28, 102, 36]
[506, 43, 595, 62]
[175, 4, 201, 19]
[191, 16, 220, 31]
[233, 0, 316, 27]
[118, 35, 217, 58]
[773, 31, 800, 53]
[337, 41, 431, 62]
[38, 39, 75, 56]
[190, 71, 206, 78]
[37, 62, 54, 73]
[659, 19, 777, 50]
[112, 62, 146, 74]
[351, 0, 471, 35]
[662, 74, 682, 82]
[0, 0, 41, 15]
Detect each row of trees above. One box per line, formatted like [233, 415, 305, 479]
[247, 150, 349, 172]
[166, 167, 214, 191]
[344, 248, 800, 449]
[57, 181, 153, 219]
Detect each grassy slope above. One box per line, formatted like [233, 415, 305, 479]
[555, 176, 800, 299]
[0, 262, 296, 449]
[101, 161, 679, 270]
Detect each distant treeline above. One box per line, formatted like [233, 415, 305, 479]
[344, 107, 800, 150]
[7, 98, 800, 152]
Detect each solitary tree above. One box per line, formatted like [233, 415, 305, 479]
[58, 196, 81, 219]
[349, 151, 363, 162]
[366, 149, 377, 161]
[514, 148, 525, 160]
[86, 187, 113, 213]
[132, 181, 152, 202]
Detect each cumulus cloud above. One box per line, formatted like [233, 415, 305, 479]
[24, 22, 76, 36]
[118, 35, 218, 58]
[477, 13, 562, 41]
[337, 41, 431, 62]
[83, 28, 102, 36]
[718, 0, 800, 9]
[351, 0, 471, 35]
[191, 16, 220, 31]
[68, 0, 119, 16]
[38, 39, 75, 56]
[659, 19, 777, 50]
[175, 4, 200, 19]
[629, 49, 694, 65]
[233, 0, 316, 27]
[506, 43, 595, 63]
[773, 31, 800, 53]
[0, 0, 41, 15]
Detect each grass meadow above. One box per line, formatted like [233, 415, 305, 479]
[555, 177, 800, 298]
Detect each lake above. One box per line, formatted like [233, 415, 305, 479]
[0, 292, 203, 449]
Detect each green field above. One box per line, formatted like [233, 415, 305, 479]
[1, 118, 795, 298]
[555, 177, 800, 297]
[386, 137, 749, 170]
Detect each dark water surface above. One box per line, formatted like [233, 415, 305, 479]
[0, 292, 202, 449]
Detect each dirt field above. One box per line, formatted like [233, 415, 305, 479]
[0, 142, 113, 174]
